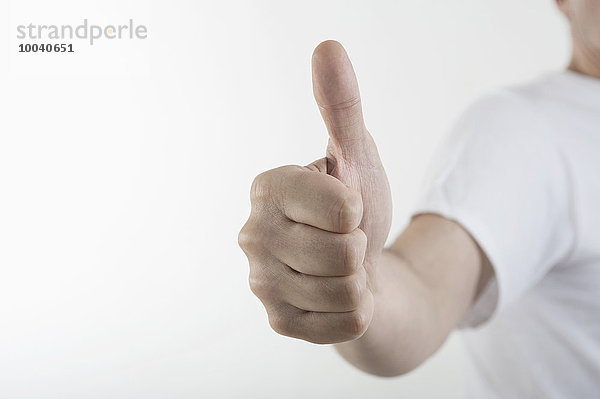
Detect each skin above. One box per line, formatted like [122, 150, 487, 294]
[558, 0, 600, 78]
[239, 40, 491, 376]
[239, 2, 599, 377]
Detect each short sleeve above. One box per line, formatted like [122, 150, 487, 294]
[412, 89, 575, 328]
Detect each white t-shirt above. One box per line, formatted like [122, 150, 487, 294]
[413, 69, 600, 398]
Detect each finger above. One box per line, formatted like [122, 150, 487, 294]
[267, 292, 374, 344]
[269, 220, 367, 276]
[280, 264, 368, 312]
[312, 40, 369, 159]
[247, 257, 366, 312]
[252, 165, 362, 233]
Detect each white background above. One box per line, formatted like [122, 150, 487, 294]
[0, 1, 570, 398]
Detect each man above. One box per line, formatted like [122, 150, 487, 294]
[238, 0, 600, 396]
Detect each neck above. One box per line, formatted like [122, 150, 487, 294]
[568, 38, 600, 80]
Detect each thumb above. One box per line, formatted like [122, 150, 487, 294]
[311, 41, 392, 287]
[312, 40, 373, 162]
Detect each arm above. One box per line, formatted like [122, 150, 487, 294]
[239, 40, 493, 377]
[335, 213, 493, 376]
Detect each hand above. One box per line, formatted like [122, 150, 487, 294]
[239, 40, 392, 344]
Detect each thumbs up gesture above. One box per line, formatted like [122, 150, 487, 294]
[239, 41, 392, 344]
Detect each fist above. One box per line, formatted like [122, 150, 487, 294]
[239, 41, 392, 344]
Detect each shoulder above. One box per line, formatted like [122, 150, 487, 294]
[428, 81, 567, 191]
[468, 72, 558, 114]
[449, 82, 557, 154]
[458, 86, 544, 133]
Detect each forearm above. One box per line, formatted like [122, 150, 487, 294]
[334, 249, 447, 377]
[334, 214, 485, 377]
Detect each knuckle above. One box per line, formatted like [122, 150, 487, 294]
[250, 172, 272, 202]
[354, 228, 368, 249]
[336, 190, 362, 232]
[340, 276, 363, 309]
[345, 309, 369, 338]
[248, 270, 277, 300]
[251, 165, 297, 204]
[237, 224, 251, 251]
[341, 230, 367, 273]
[238, 222, 262, 255]
[268, 311, 294, 337]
